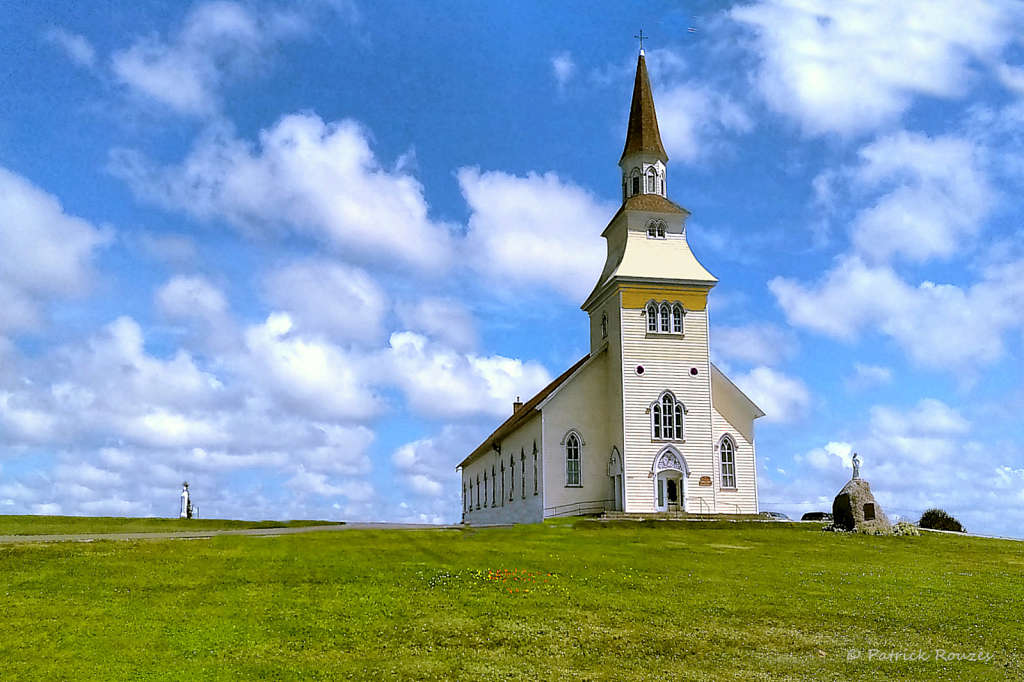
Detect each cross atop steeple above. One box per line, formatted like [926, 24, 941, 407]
[635, 30, 648, 54]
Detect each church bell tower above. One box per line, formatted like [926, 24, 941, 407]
[581, 48, 720, 514]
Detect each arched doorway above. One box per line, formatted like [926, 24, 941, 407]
[607, 447, 623, 511]
[652, 447, 689, 513]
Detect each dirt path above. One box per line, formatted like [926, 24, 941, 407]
[0, 522, 463, 544]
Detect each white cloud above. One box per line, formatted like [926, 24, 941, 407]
[771, 256, 1024, 369]
[110, 1, 307, 116]
[459, 168, 612, 300]
[263, 259, 389, 344]
[0, 168, 108, 331]
[732, 0, 1016, 135]
[732, 366, 811, 424]
[45, 28, 97, 68]
[111, 114, 455, 270]
[552, 51, 576, 89]
[395, 297, 477, 351]
[869, 398, 970, 438]
[844, 363, 893, 392]
[157, 274, 229, 323]
[800, 440, 852, 472]
[656, 83, 753, 162]
[848, 132, 994, 263]
[712, 323, 797, 366]
[392, 425, 481, 500]
[286, 467, 375, 502]
[242, 313, 381, 421]
[387, 332, 551, 420]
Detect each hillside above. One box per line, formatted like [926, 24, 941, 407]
[1, 519, 1020, 681]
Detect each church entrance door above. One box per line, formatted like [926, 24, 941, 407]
[655, 472, 683, 512]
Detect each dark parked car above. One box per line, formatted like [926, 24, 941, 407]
[760, 511, 791, 521]
[801, 512, 833, 522]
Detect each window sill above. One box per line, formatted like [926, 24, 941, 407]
[719, 487, 738, 492]
[644, 332, 685, 339]
[651, 439, 686, 444]
[564, 484, 583, 488]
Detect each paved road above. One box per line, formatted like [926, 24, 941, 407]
[0, 522, 464, 544]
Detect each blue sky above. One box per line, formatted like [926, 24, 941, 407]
[1, 0, 1023, 535]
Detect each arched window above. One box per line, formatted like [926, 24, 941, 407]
[660, 176, 665, 195]
[510, 455, 515, 501]
[476, 474, 481, 509]
[646, 302, 658, 333]
[533, 441, 539, 495]
[720, 436, 736, 488]
[647, 169, 656, 193]
[469, 479, 473, 511]
[656, 221, 665, 238]
[601, 313, 608, 339]
[483, 471, 488, 507]
[463, 481, 467, 512]
[500, 462, 505, 506]
[492, 465, 497, 507]
[662, 394, 675, 436]
[652, 392, 686, 441]
[647, 222, 657, 238]
[631, 169, 641, 196]
[659, 303, 670, 333]
[565, 432, 581, 486]
[672, 304, 684, 334]
[521, 450, 526, 498]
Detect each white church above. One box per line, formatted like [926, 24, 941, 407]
[458, 50, 764, 524]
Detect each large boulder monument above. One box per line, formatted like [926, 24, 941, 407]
[832, 453, 890, 532]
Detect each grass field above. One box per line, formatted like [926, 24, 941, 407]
[1, 518, 1021, 681]
[0, 515, 340, 536]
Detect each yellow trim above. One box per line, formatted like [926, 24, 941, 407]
[620, 285, 709, 310]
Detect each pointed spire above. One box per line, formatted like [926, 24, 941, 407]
[619, 52, 667, 165]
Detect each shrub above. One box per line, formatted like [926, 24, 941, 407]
[892, 521, 920, 537]
[918, 508, 964, 532]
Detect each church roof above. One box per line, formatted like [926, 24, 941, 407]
[619, 52, 667, 164]
[457, 353, 591, 470]
[607, 193, 689, 226]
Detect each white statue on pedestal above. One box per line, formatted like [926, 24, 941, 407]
[852, 453, 861, 480]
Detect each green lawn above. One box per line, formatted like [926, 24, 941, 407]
[1, 519, 1021, 681]
[0, 515, 340, 536]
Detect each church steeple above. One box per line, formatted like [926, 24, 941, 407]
[620, 50, 667, 165]
[619, 50, 668, 201]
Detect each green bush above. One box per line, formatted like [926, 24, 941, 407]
[892, 521, 920, 537]
[919, 508, 964, 532]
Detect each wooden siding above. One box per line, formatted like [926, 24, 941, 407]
[461, 415, 544, 525]
[711, 406, 759, 514]
[620, 299, 715, 513]
[540, 351, 614, 517]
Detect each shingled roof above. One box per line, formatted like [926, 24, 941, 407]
[601, 194, 689, 234]
[457, 353, 590, 470]
[619, 52, 667, 164]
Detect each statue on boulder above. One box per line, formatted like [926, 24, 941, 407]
[833, 455, 890, 532]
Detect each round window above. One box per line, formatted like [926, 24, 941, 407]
[689, 367, 698, 376]
[635, 365, 645, 376]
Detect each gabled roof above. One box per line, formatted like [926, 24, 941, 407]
[711, 363, 765, 419]
[619, 52, 667, 164]
[457, 353, 590, 470]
